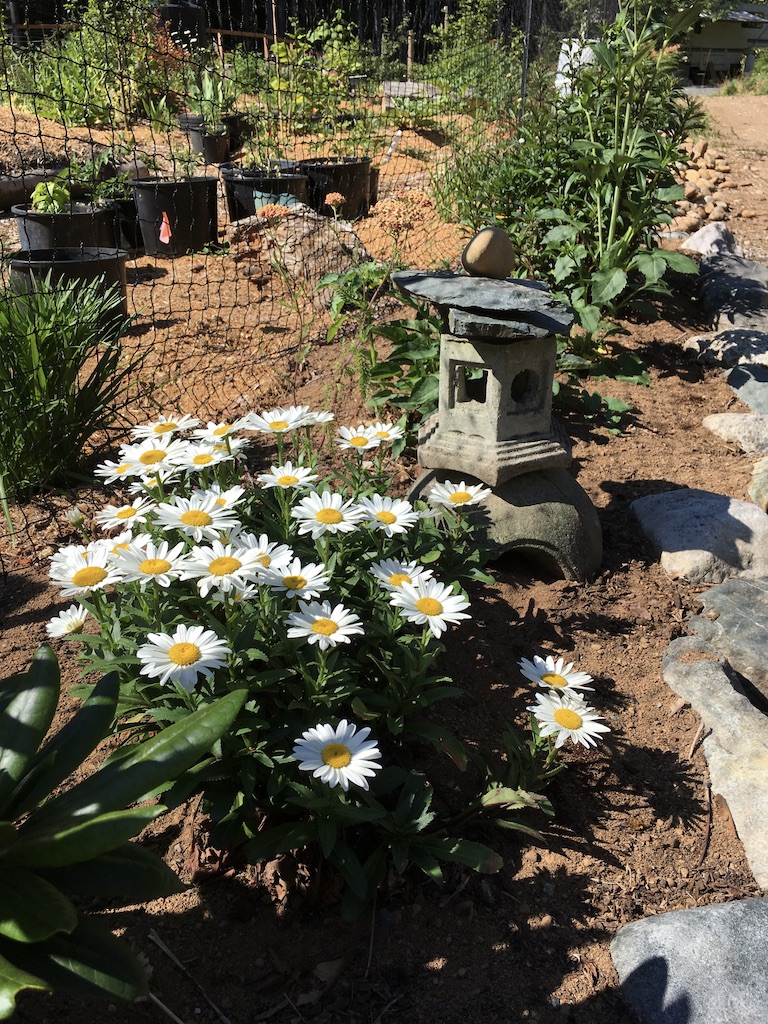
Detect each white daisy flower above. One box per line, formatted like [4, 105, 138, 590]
[370, 421, 405, 442]
[49, 544, 121, 598]
[94, 496, 156, 533]
[428, 479, 492, 508]
[257, 461, 318, 490]
[370, 558, 434, 593]
[112, 538, 188, 588]
[246, 405, 310, 433]
[290, 491, 365, 539]
[191, 418, 251, 442]
[212, 436, 251, 458]
[46, 603, 89, 638]
[137, 624, 231, 691]
[264, 557, 331, 600]
[519, 654, 594, 692]
[301, 409, 335, 427]
[127, 467, 182, 495]
[335, 425, 382, 451]
[527, 691, 610, 749]
[286, 600, 364, 651]
[118, 436, 191, 474]
[235, 532, 294, 573]
[154, 494, 241, 542]
[183, 540, 265, 597]
[104, 529, 136, 557]
[131, 414, 200, 439]
[93, 457, 140, 484]
[291, 720, 381, 791]
[173, 443, 234, 472]
[390, 578, 471, 638]
[190, 483, 246, 510]
[358, 495, 420, 536]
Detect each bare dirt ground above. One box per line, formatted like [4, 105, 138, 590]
[2, 94, 768, 1024]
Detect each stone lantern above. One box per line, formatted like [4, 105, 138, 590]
[393, 268, 602, 581]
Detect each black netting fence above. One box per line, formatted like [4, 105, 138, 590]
[0, 0, 574, 570]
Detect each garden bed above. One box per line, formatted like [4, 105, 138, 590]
[2, 94, 768, 1024]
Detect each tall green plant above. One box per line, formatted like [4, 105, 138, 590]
[0, 646, 245, 1019]
[0, 276, 142, 501]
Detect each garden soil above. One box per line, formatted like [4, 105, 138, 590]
[2, 94, 768, 1024]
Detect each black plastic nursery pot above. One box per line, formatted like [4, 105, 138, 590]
[188, 127, 231, 165]
[178, 112, 206, 133]
[219, 164, 309, 222]
[113, 197, 144, 258]
[297, 156, 373, 220]
[11, 202, 119, 251]
[8, 247, 129, 315]
[133, 177, 218, 257]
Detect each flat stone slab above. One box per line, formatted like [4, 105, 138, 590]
[702, 412, 768, 453]
[698, 253, 768, 324]
[662, 634, 768, 888]
[391, 270, 573, 333]
[727, 363, 768, 414]
[681, 221, 744, 257]
[631, 488, 768, 583]
[611, 897, 768, 1024]
[688, 577, 768, 700]
[684, 328, 768, 366]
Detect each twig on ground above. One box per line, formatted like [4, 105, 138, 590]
[149, 928, 232, 1024]
[687, 720, 705, 760]
[148, 991, 187, 1024]
[284, 994, 306, 1020]
[371, 993, 404, 1024]
[696, 780, 713, 868]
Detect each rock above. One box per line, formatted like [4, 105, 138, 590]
[702, 412, 768, 453]
[684, 328, 768, 366]
[698, 254, 768, 327]
[630, 488, 768, 583]
[692, 139, 708, 159]
[681, 222, 742, 257]
[461, 227, 515, 280]
[727, 363, 768, 413]
[741, 208, 758, 219]
[688, 578, 768, 699]
[611, 897, 768, 1024]
[663, 635, 768, 887]
[708, 206, 727, 222]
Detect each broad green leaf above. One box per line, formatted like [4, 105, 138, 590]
[328, 844, 368, 900]
[419, 836, 503, 874]
[0, 646, 59, 808]
[0, 866, 77, 943]
[406, 720, 468, 770]
[632, 250, 667, 286]
[658, 249, 698, 275]
[0, 916, 148, 1002]
[243, 821, 315, 861]
[11, 806, 164, 867]
[25, 690, 246, 829]
[6, 672, 119, 820]
[590, 266, 628, 305]
[39, 842, 185, 902]
[0, 951, 48, 1020]
[408, 846, 443, 883]
[543, 224, 580, 245]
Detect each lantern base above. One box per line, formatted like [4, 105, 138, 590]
[409, 467, 602, 582]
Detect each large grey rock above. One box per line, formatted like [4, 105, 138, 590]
[681, 221, 744, 258]
[727, 363, 768, 414]
[611, 898, 768, 1024]
[698, 253, 768, 330]
[631, 488, 768, 583]
[663, 634, 768, 888]
[702, 412, 768, 454]
[688, 577, 768, 699]
[684, 328, 768, 366]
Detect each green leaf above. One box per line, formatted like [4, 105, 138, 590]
[0, 646, 59, 809]
[657, 249, 698, 275]
[0, 950, 48, 1020]
[26, 690, 246, 829]
[243, 821, 315, 862]
[317, 816, 337, 858]
[11, 806, 164, 867]
[328, 844, 368, 900]
[406, 720, 468, 770]
[418, 836, 503, 874]
[0, 916, 148, 1002]
[0, 866, 77, 943]
[590, 266, 628, 305]
[39, 842, 185, 902]
[543, 224, 580, 245]
[632, 250, 667, 286]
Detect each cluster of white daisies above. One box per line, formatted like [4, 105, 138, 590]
[519, 654, 610, 749]
[48, 409, 491, 698]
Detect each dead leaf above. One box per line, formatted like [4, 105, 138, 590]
[667, 696, 688, 717]
[313, 957, 345, 985]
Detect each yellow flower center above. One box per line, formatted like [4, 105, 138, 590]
[277, 474, 299, 486]
[321, 742, 351, 768]
[193, 453, 214, 465]
[416, 597, 443, 616]
[180, 510, 213, 527]
[66, 620, 84, 634]
[208, 556, 241, 576]
[282, 574, 307, 591]
[153, 423, 177, 434]
[376, 510, 397, 525]
[449, 490, 472, 504]
[71, 566, 108, 588]
[168, 642, 200, 666]
[374, 430, 390, 439]
[541, 672, 568, 689]
[258, 554, 271, 567]
[553, 708, 583, 731]
[311, 617, 338, 636]
[116, 506, 137, 520]
[389, 572, 411, 587]
[269, 420, 289, 431]
[114, 463, 130, 475]
[139, 558, 172, 576]
[214, 497, 226, 506]
[349, 435, 369, 447]
[112, 542, 130, 554]
[213, 424, 230, 436]
[316, 508, 343, 524]
[139, 449, 167, 465]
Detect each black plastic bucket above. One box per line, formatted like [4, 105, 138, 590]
[133, 177, 218, 257]
[220, 164, 308, 222]
[188, 127, 231, 164]
[12, 202, 119, 251]
[8, 247, 129, 315]
[297, 157, 372, 219]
